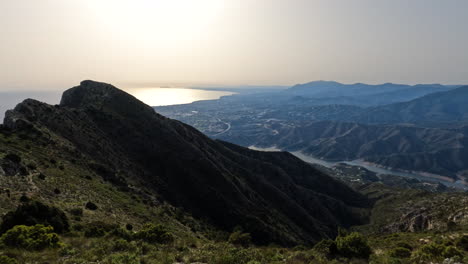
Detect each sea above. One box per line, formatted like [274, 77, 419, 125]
[0, 87, 234, 122]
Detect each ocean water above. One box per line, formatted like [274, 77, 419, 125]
[0, 88, 234, 122]
[123, 87, 234, 106]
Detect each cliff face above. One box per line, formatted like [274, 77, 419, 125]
[3, 80, 369, 245]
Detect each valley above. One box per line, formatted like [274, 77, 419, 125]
[0, 81, 467, 263]
[157, 82, 468, 187]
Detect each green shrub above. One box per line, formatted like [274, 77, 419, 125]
[228, 231, 251, 247]
[107, 253, 139, 264]
[0, 256, 18, 264]
[0, 224, 60, 250]
[69, 208, 83, 217]
[84, 226, 106, 237]
[335, 232, 372, 259]
[389, 247, 412, 258]
[419, 242, 445, 256]
[442, 246, 463, 258]
[83, 221, 118, 238]
[134, 223, 173, 244]
[411, 242, 445, 263]
[4, 153, 21, 163]
[0, 201, 69, 234]
[85, 201, 98, 210]
[395, 242, 413, 250]
[108, 227, 133, 241]
[214, 247, 254, 264]
[313, 239, 338, 259]
[111, 239, 137, 252]
[19, 194, 30, 203]
[456, 235, 468, 251]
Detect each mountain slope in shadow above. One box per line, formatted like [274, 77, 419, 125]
[3, 80, 369, 245]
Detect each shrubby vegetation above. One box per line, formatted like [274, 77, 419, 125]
[0, 224, 60, 250]
[312, 231, 372, 262]
[0, 201, 69, 234]
[228, 230, 252, 247]
[336, 232, 372, 259]
[0, 256, 18, 264]
[133, 223, 173, 244]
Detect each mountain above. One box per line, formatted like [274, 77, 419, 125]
[1, 80, 369, 246]
[156, 83, 468, 182]
[2, 81, 468, 263]
[354, 85, 468, 124]
[223, 120, 468, 181]
[285, 81, 457, 106]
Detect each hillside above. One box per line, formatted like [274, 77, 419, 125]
[1, 80, 369, 246]
[157, 83, 468, 183]
[1, 81, 468, 263]
[355, 85, 468, 124]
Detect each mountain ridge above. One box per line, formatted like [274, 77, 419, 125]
[2, 80, 369, 245]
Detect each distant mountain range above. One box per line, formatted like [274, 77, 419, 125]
[2, 80, 369, 245]
[156, 81, 468, 184]
[354, 85, 468, 124]
[286, 81, 460, 106]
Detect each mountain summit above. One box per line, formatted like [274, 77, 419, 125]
[3, 80, 369, 245]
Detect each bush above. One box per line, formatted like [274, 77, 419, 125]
[389, 247, 412, 258]
[335, 232, 372, 259]
[0, 224, 60, 250]
[85, 201, 98, 210]
[84, 226, 106, 238]
[313, 239, 338, 259]
[4, 153, 21, 163]
[134, 223, 173, 244]
[442, 246, 463, 259]
[19, 194, 30, 203]
[412, 242, 445, 263]
[395, 242, 413, 251]
[228, 231, 252, 247]
[83, 221, 118, 238]
[111, 239, 137, 252]
[109, 227, 133, 241]
[0, 256, 18, 264]
[456, 235, 468, 251]
[69, 208, 83, 217]
[0, 201, 69, 234]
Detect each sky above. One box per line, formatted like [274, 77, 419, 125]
[1, 0, 468, 91]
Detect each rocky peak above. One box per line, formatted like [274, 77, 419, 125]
[61, 80, 158, 119]
[61, 80, 132, 107]
[3, 99, 50, 130]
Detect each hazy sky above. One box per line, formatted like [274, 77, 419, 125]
[1, 0, 468, 90]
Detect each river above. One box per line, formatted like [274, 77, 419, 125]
[249, 146, 468, 190]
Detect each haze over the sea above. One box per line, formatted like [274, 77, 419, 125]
[0, 88, 234, 122]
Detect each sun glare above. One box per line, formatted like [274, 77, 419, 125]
[86, 0, 225, 43]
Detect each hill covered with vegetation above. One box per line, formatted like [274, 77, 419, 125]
[0, 81, 467, 263]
